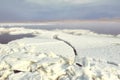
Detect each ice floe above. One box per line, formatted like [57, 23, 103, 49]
[0, 27, 120, 80]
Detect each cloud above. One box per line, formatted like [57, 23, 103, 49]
[25, 0, 101, 6]
[0, 0, 120, 22]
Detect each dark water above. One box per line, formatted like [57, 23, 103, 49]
[0, 33, 35, 44]
[2, 22, 120, 35]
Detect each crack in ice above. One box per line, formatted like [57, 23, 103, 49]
[53, 35, 77, 56]
[53, 35, 83, 67]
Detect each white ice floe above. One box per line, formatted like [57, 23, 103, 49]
[0, 27, 120, 80]
[8, 38, 75, 61]
[57, 32, 120, 64]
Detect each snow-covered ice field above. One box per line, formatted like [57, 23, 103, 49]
[0, 22, 120, 80]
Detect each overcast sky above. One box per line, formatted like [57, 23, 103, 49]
[0, 0, 120, 22]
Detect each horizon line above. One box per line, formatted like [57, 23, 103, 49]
[0, 18, 120, 23]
